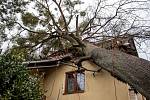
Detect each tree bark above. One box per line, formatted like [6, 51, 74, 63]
[84, 43, 150, 99]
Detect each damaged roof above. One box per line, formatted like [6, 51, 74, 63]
[24, 37, 138, 69]
[23, 53, 72, 69]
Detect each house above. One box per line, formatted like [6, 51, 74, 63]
[24, 37, 145, 100]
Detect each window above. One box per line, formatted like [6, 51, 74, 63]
[64, 70, 85, 94]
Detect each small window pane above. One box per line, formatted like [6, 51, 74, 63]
[77, 73, 85, 91]
[67, 74, 75, 93]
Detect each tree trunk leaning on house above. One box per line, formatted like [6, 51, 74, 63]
[79, 43, 150, 100]
[1, 0, 150, 99]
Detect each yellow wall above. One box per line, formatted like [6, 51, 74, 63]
[41, 61, 131, 100]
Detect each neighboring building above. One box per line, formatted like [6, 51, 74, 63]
[24, 37, 145, 100]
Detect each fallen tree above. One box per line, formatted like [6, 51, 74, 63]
[1, 0, 150, 99]
[83, 43, 150, 99]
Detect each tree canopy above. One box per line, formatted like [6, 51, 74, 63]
[0, 0, 150, 57]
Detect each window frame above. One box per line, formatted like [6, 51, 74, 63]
[64, 70, 85, 94]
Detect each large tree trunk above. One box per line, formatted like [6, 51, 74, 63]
[85, 43, 150, 99]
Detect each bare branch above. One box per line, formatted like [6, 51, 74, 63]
[80, 0, 102, 35]
[76, 15, 79, 37]
[15, 22, 48, 34]
[36, 0, 62, 33]
[52, 0, 68, 32]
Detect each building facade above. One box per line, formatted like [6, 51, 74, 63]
[25, 37, 145, 100]
[28, 60, 144, 100]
